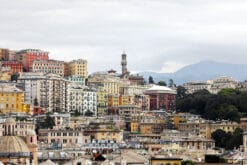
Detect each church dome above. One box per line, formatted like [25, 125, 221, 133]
[0, 136, 30, 157]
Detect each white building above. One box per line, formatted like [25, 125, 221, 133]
[18, 72, 69, 113]
[68, 86, 97, 116]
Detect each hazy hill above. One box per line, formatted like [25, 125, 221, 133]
[139, 61, 247, 85]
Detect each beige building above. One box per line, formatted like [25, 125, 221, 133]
[38, 128, 90, 147]
[178, 120, 239, 138]
[0, 118, 35, 136]
[68, 59, 88, 78]
[88, 72, 122, 95]
[32, 60, 65, 76]
[84, 121, 123, 143]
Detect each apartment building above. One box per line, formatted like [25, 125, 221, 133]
[68, 59, 88, 78]
[15, 49, 49, 71]
[1, 61, 23, 73]
[0, 84, 28, 114]
[32, 60, 65, 76]
[38, 128, 90, 147]
[68, 86, 97, 116]
[18, 72, 69, 113]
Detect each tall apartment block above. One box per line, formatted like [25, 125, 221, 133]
[32, 60, 65, 76]
[18, 72, 69, 113]
[68, 59, 88, 78]
[15, 49, 49, 72]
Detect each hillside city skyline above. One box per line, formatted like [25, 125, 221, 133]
[1, 1, 247, 164]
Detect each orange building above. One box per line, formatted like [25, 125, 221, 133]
[15, 49, 49, 71]
[2, 61, 23, 73]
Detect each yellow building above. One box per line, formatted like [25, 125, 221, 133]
[131, 113, 166, 134]
[97, 90, 108, 117]
[108, 94, 119, 107]
[84, 122, 123, 143]
[68, 59, 88, 78]
[178, 120, 239, 138]
[119, 95, 131, 105]
[88, 72, 122, 95]
[173, 115, 186, 129]
[0, 84, 26, 114]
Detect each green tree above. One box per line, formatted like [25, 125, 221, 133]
[148, 76, 154, 84]
[43, 114, 55, 129]
[169, 79, 174, 87]
[85, 110, 94, 116]
[176, 86, 187, 99]
[211, 129, 229, 148]
[211, 128, 243, 150]
[158, 81, 167, 86]
[182, 160, 195, 165]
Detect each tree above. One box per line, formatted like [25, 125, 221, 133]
[169, 79, 174, 87]
[85, 110, 94, 116]
[211, 129, 229, 148]
[211, 128, 243, 150]
[43, 114, 55, 129]
[176, 86, 187, 99]
[182, 160, 195, 165]
[158, 81, 167, 86]
[34, 98, 39, 106]
[148, 76, 154, 84]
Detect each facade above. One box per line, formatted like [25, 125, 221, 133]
[2, 61, 23, 74]
[183, 81, 211, 94]
[0, 84, 27, 114]
[84, 122, 123, 143]
[18, 72, 69, 113]
[144, 85, 177, 111]
[131, 113, 167, 134]
[0, 48, 9, 60]
[183, 76, 238, 94]
[88, 72, 122, 95]
[178, 120, 239, 138]
[210, 76, 238, 94]
[68, 59, 88, 78]
[66, 75, 85, 86]
[18, 72, 45, 106]
[38, 128, 90, 147]
[15, 49, 49, 71]
[32, 60, 65, 76]
[97, 89, 108, 117]
[68, 86, 97, 116]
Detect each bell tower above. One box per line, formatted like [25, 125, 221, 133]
[121, 51, 128, 77]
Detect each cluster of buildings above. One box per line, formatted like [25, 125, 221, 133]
[0, 47, 247, 165]
[183, 76, 247, 94]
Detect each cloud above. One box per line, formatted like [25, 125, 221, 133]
[161, 61, 187, 73]
[0, 0, 247, 73]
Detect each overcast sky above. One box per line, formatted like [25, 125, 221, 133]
[1, 0, 247, 73]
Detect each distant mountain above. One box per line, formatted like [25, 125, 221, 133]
[139, 61, 247, 85]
